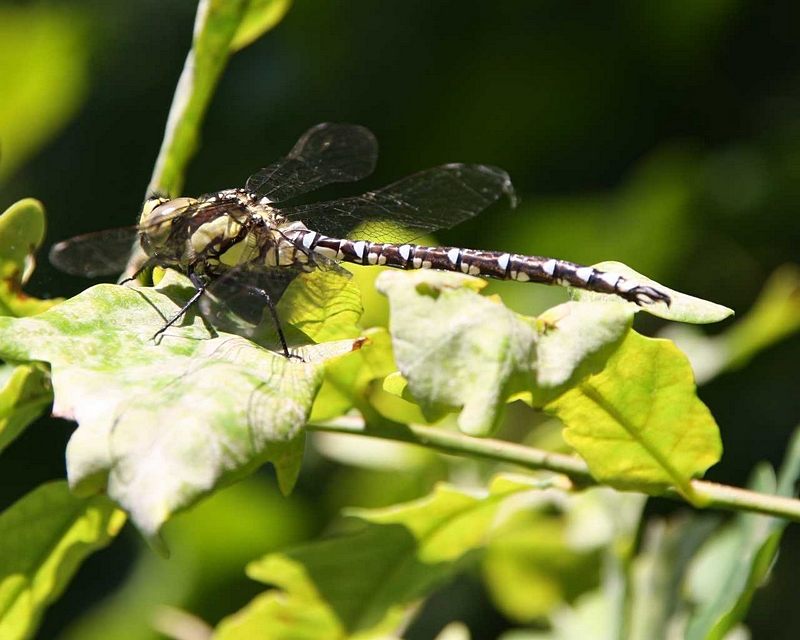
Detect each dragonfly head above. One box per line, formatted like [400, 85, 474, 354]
[139, 196, 197, 259]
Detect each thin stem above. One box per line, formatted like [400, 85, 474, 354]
[308, 418, 800, 522]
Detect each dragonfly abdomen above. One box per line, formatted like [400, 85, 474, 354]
[289, 230, 671, 306]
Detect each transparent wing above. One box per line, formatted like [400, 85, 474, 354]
[50, 199, 249, 278]
[278, 163, 518, 242]
[245, 123, 378, 203]
[199, 255, 353, 351]
[49, 227, 140, 277]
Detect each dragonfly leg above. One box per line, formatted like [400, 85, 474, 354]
[248, 286, 296, 360]
[119, 258, 159, 286]
[152, 273, 205, 341]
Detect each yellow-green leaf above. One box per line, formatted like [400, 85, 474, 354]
[547, 331, 722, 498]
[0, 199, 61, 317]
[569, 261, 734, 324]
[0, 363, 51, 454]
[230, 0, 293, 51]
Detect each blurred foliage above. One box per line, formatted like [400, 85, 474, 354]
[0, 5, 90, 184]
[0, 482, 125, 640]
[0, 0, 799, 639]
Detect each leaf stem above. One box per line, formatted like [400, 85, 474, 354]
[308, 418, 800, 522]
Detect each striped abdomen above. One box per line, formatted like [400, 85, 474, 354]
[285, 229, 670, 306]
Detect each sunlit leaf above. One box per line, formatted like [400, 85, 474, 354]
[435, 622, 471, 640]
[683, 427, 800, 640]
[0, 271, 359, 543]
[0, 199, 61, 317]
[230, 0, 293, 51]
[375, 270, 634, 436]
[547, 331, 722, 498]
[0, 363, 51, 454]
[216, 475, 557, 637]
[569, 261, 734, 324]
[0, 482, 125, 640]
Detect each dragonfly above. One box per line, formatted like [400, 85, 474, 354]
[50, 123, 670, 357]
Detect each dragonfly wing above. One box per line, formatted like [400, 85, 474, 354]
[49, 227, 140, 277]
[199, 255, 352, 351]
[278, 163, 518, 242]
[245, 123, 378, 203]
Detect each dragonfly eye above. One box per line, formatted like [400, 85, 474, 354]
[146, 197, 196, 224]
[140, 197, 196, 252]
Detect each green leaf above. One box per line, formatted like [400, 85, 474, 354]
[546, 331, 722, 498]
[0, 5, 90, 182]
[684, 427, 800, 640]
[0, 272, 359, 542]
[568, 261, 734, 324]
[0, 363, 52, 454]
[0, 481, 125, 640]
[375, 270, 634, 436]
[230, 0, 293, 51]
[0, 199, 61, 317]
[216, 475, 555, 637]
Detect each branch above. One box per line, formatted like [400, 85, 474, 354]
[308, 418, 800, 522]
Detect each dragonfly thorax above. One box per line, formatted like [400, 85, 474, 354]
[138, 190, 295, 277]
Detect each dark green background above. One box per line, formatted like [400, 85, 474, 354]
[2, 1, 798, 638]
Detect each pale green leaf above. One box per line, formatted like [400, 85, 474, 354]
[0, 272, 359, 541]
[0, 481, 125, 640]
[499, 591, 615, 640]
[217, 475, 553, 637]
[310, 325, 433, 429]
[436, 622, 471, 640]
[569, 261, 734, 324]
[547, 331, 722, 497]
[0, 199, 61, 317]
[0, 363, 51, 454]
[533, 300, 634, 393]
[684, 427, 800, 640]
[230, 0, 293, 51]
[375, 270, 634, 436]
